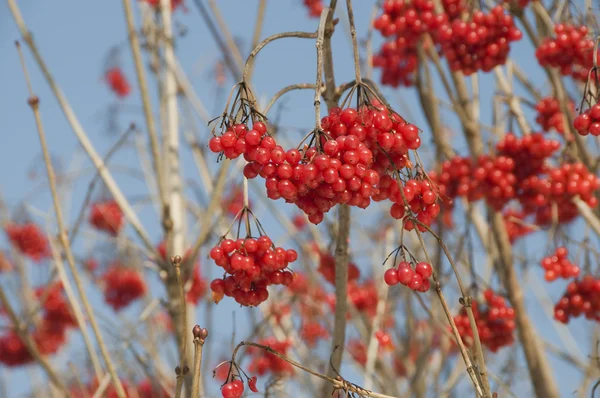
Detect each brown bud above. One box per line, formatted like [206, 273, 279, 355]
[199, 328, 208, 340]
[193, 325, 201, 338]
[171, 255, 182, 265]
[183, 365, 189, 375]
[27, 96, 39, 107]
[175, 366, 181, 375]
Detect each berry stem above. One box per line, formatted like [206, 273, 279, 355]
[243, 177, 252, 236]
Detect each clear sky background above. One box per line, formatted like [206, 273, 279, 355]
[0, 0, 597, 397]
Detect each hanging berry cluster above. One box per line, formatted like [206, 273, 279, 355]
[209, 83, 435, 229]
[376, 175, 440, 231]
[437, 7, 522, 75]
[431, 133, 599, 234]
[105, 67, 131, 98]
[372, 1, 521, 86]
[4, 222, 50, 262]
[536, 24, 598, 82]
[0, 282, 77, 366]
[101, 262, 148, 311]
[89, 200, 124, 236]
[454, 289, 516, 352]
[383, 246, 433, 293]
[209, 234, 297, 307]
[372, 0, 451, 86]
[540, 247, 580, 282]
[554, 276, 600, 323]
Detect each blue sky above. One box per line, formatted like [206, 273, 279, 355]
[0, 0, 597, 397]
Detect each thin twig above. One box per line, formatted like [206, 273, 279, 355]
[231, 341, 398, 398]
[122, 0, 168, 227]
[263, 83, 318, 115]
[242, 31, 318, 83]
[7, 0, 157, 256]
[15, 42, 126, 397]
[191, 326, 208, 398]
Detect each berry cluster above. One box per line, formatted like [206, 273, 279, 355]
[555, 276, 600, 323]
[524, 162, 600, 225]
[535, 97, 572, 135]
[437, 7, 522, 75]
[302, 0, 323, 17]
[4, 222, 50, 262]
[454, 289, 516, 352]
[247, 337, 294, 375]
[89, 200, 124, 236]
[0, 282, 76, 366]
[574, 104, 600, 136]
[208, 236, 298, 306]
[210, 105, 427, 225]
[384, 260, 432, 292]
[376, 176, 440, 231]
[105, 67, 131, 98]
[430, 154, 517, 211]
[431, 133, 600, 230]
[372, 0, 449, 87]
[496, 133, 559, 181]
[536, 24, 598, 82]
[541, 247, 580, 282]
[101, 263, 148, 311]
